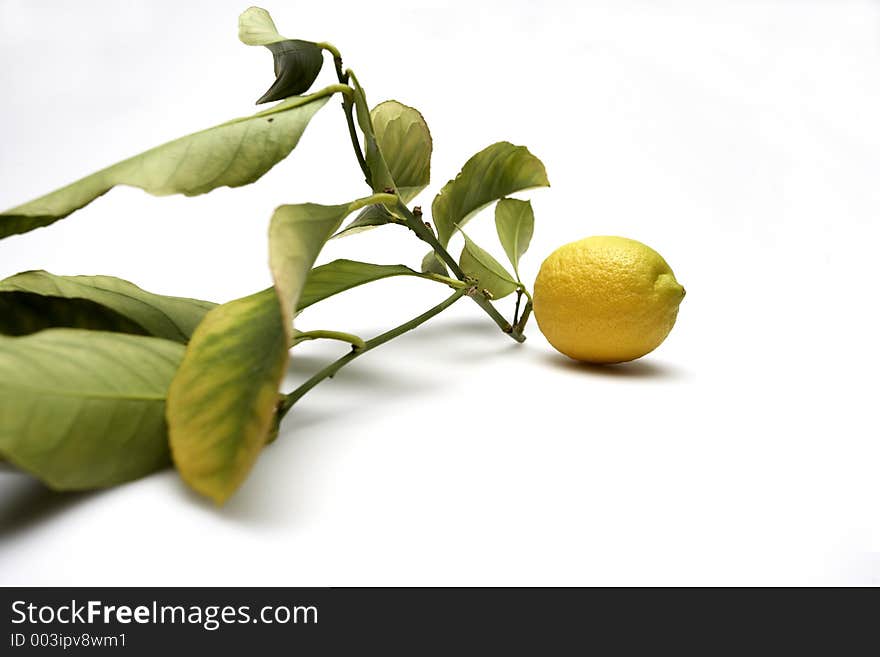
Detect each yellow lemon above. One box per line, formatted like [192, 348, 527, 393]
[533, 236, 685, 363]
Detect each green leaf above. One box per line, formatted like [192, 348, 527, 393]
[0, 270, 216, 342]
[0, 90, 335, 239]
[298, 259, 421, 310]
[421, 251, 449, 276]
[269, 198, 384, 329]
[270, 204, 357, 327]
[238, 8, 323, 102]
[333, 98, 435, 236]
[494, 198, 534, 280]
[256, 40, 325, 104]
[0, 292, 150, 338]
[350, 73, 396, 194]
[431, 142, 549, 247]
[370, 100, 432, 203]
[238, 6, 286, 45]
[0, 329, 184, 490]
[333, 203, 401, 239]
[459, 235, 518, 300]
[166, 289, 288, 505]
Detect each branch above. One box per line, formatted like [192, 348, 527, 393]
[317, 43, 371, 184]
[278, 286, 469, 417]
[394, 200, 525, 342]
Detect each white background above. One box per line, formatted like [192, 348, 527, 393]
[1, 0, 878, 585]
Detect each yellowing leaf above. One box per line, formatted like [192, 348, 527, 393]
[167, 197, 384, 504]
[166, 289, 287, 505]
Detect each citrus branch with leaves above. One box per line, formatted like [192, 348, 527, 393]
[0, 7, 549, 504]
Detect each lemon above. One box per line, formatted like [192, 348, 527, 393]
[533, 236, 685, 363]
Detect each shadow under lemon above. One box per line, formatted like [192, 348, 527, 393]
[539, 351, 686, 380]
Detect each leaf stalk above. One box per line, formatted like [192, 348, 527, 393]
[291, 329, 366, 350]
